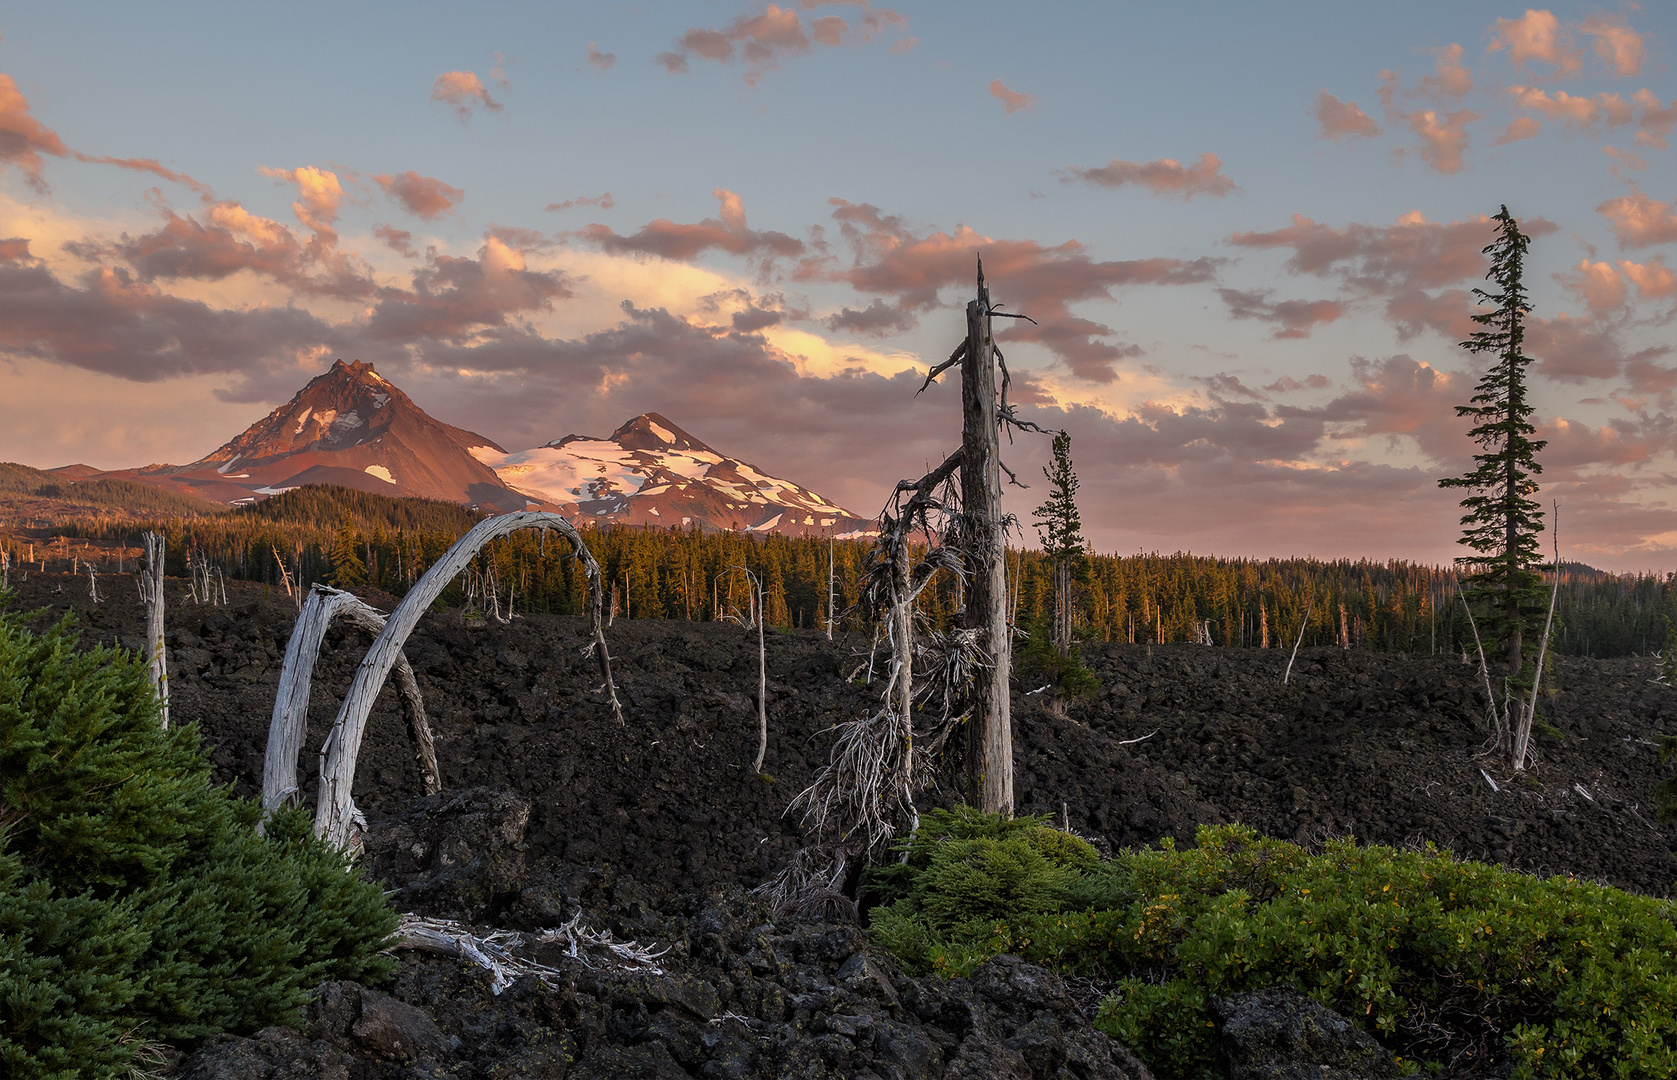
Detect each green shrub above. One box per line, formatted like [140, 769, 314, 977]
[1014, 620, 1100, 704]
[867, 815, 1677, 1080]
[0, 602, 397, 1080]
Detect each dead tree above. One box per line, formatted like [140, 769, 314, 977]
[314, 511, 617, 852]
[139, 532, 169, 728]
[262, 584, 439, 823]
[724, 566, 770, 774]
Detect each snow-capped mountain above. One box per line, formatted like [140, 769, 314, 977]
[118, 360, 528, 510]
[476, 413, 875, 538]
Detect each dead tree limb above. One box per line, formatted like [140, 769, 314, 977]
[316, 511, 616, 852]
[1512, 505, 1562, 773]
[140, 532, 169, 728]
[262, 585, 438, 822]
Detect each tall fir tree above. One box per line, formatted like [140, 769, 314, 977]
[326, 517, 367, 588]
[1032, 430, 1087, 655]
[1438, 206, 1548, 683]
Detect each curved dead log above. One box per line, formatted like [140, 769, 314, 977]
[261, 585, 439, 821]
[316, 511, 616, 852]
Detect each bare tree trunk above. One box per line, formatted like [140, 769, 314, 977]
[1511, 511, 1561, 772]
[892, 531, 914, 789]
[826, 534, 835, 641]
[316, 512, 617, 851]
[141, 532, 170, 728]
[262, 585, 438, 822]
[961, 266, 1013, 817]
[754, 581, 768, 774]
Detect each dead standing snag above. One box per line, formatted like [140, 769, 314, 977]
[314, 511, 618, 852]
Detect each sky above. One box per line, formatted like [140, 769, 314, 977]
[1, 3, 1674, 571]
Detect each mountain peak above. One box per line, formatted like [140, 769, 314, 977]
[609, 413, 714, 454]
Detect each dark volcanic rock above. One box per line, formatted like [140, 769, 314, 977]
[1212, 988, 1399, 1079]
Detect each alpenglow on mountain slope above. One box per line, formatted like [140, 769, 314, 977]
[49, 361, 872, 537]
[475, 413, 875, 538]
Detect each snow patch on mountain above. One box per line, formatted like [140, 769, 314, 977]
[364, 465, 395, 484]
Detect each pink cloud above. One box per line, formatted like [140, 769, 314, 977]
[1602, 145, 1648, 169]
[73, 154, 214, 201]
[575, 188, 804, 262]
[374, 170, 464, 221]
[1579, 14, 1646, 76]
[1420, 43, 1474, 98]
[1217, 288, 1344, 339]
[1559, 258, 1627, 312]
[658, 3, 908, 85]
[1619, 257, 1676, 300]
[1508, 86, 1635, 132]
[1496, 116, 1542, 144]
[373, 224, 418, 258]
[587, 42, 616, 71]
[1488, 9, 1582, 78]
[431, 70, 502, 121]
[1597, 189, 1677, 249]
[1061, 152, 1234, 200]
[0, 74, 70, 190]
[1402, 107, 1477, 173]
[989, 79, 1036, 115]
[807, 198, 1219, 381]
[256, 165, 344, 252]
[366, 236, 572, 344]
[1633, 90, 1677, 149]
[1313, 91, 1379, 139]
[544, 192, 615, 212]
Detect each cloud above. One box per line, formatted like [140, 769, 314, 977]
[365, 235, 572, 344]
[0, 257, 343, 383]
[431, 70, 502, 121]
[373, 224, 418, 258]
[1313, 91, 1379, 139]
[0, 74, 70, 190]
[1217, 288, 1344, 339]
[1060, 152, 1234, 200]
[988, 80, 1036, 115]
[1602, 145, 1647, 169]
[73, 154, 214, 201]
[587, 42, 616, 71]
[1496, 116, 1542, 144]
[257, 164, 343, 242]
[374, 170, 464, 221]
[810, 197, 1220, 381]
[1402, 107, 1477, 173]
[824, 298, 918, 336]
[1488, 9, 1582, 78]
[574, 188, 803, 262]
[544, 192, 615, 212]
[1558, 258, 1627, 312]
[1597, 189, 1677, 249]
[1633, 90, 1677, 149]
[657, 3, 909, 85]
[1619, 257, 1676, 300]
[1508, 86, 1635, 132]
[1419, 43, 1474, 99]
[1579, 14, 1646, 76]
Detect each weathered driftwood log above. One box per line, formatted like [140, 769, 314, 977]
[261, 585, 438, 820]
[316, 511, 616, 851]
[140, 532, 170, 728]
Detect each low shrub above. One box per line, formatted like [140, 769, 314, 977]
[0, 602, 397, 1080]
[867, 814, 1677, 1079]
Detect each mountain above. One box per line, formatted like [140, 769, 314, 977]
[116, 360, 529, 512]
[475, 413, 875, 538]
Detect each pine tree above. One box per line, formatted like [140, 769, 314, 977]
[1438, 206, 1548, 696]
[1032, 431, 1087, 655]
[0, 607, 395, 1078]
[327, 517, 367, 588]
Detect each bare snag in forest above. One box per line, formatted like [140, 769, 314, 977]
[723, 565, 770, 775]
[261, 584, 438, 824]
[314, 511, 617, 852]
[139, 532, 170, 728]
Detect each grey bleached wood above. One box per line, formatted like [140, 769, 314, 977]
[960, 262, 1012, 817]
[316, 511, 616, 851]
[141, 532, 170, 728]
[262, 585, 438, 822]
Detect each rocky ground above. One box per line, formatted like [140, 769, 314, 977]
[7, 569, 1675, 1078]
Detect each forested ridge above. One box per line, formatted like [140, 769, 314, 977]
[8, 483, 1668, 660]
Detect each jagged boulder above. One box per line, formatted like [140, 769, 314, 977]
[1211, 988, 1398, 1079]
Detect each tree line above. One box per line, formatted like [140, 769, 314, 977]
[14, 484, 1666, 660]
